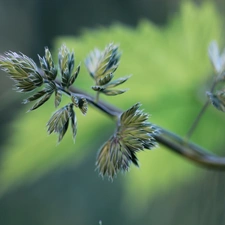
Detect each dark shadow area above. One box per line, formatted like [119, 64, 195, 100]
[1, 154, 225, 225]
[0, 150, 125, 225]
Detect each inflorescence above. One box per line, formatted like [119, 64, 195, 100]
[0, 43, 158, 179]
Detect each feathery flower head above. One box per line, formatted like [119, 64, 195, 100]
[85, 43, 120, 81]
[85, 43, 130, 97]
[47, 103, 77, 143]
[38, 47, 57, 81]
[58, 44, 80, 88]
[96, 103, 158, 179]
[0, 51, 43, 92]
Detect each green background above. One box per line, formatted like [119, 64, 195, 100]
[1, 2, 225, 225]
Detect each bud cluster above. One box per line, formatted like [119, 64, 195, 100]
[85, 43, 130, 97]
[96, 103, 158, 179]
[0, 43, 158, 179]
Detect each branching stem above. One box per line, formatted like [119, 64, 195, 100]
[54, 80, 120, 118]
[66, 84, 225, 170]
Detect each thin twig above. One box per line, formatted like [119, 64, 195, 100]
[186, 100, 210, 139]
[95, 91, 100, 103]
[53, 81, 120, 118]
[186, 79, 218, 140]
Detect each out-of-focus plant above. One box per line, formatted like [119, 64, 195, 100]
[186, 41, 225, 139]
[1, 35, 225, 181]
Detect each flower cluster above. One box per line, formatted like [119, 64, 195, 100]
[0, 45, 86, 143]
[0, 52, 43, 92]
[0, 43, 159, 179]
[47, 104, 77, 143]
[85, 43, 130, 97]
[96, 103, 158, 179]
[58, 44, 80, 88]
[38, 47, 57, 81]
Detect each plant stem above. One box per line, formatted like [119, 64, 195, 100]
[155, 134, 225, 169]
[186, 100, 210, 140]
[54, 80, 120, 118]
[55, 80, 225, 170]
[95, 91, 100, 103]
[186, 79, 218, 140]
[160, 127, 215, 156]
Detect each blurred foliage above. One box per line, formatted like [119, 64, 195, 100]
[0, 1, 224, 213]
